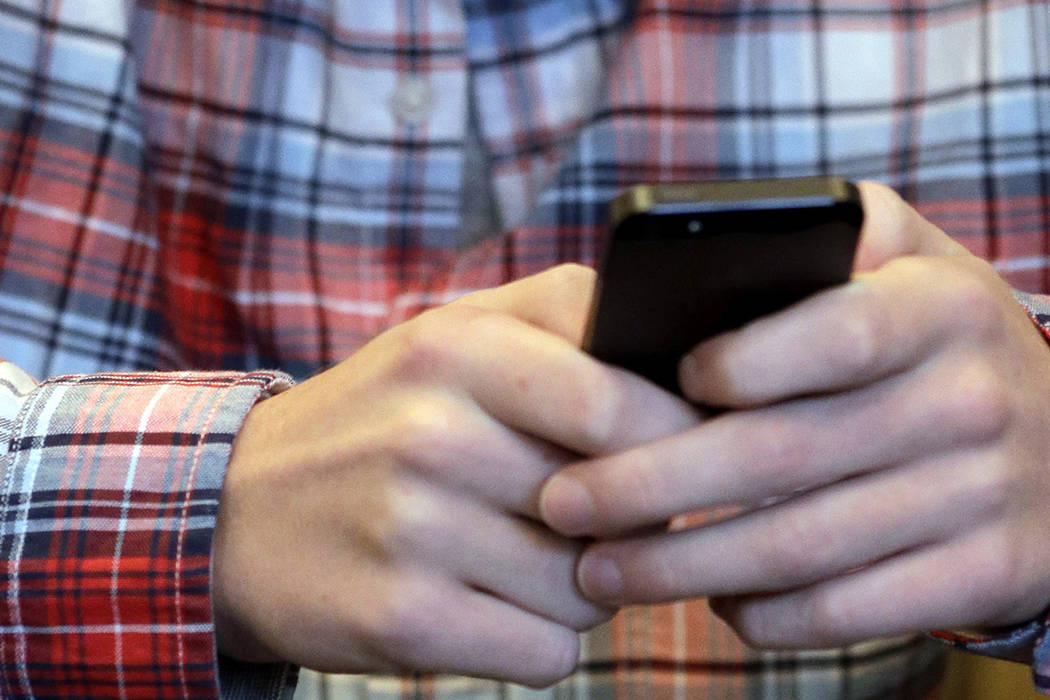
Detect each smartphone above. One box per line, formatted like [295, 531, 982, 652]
[583, 176, 863, 392]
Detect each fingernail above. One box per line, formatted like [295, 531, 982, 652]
[540, 474, 595, 535]
[578, 552, 623, 604]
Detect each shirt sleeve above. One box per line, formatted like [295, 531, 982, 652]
[927, 289, 1050, 696]
[0, 360, 295, 700]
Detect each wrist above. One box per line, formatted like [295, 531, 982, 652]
[212, 393, 286, 662]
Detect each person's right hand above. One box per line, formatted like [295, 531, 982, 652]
[211, 264, 701, 687]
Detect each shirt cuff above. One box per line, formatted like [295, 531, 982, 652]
[1014, 289, 1050, 342]
[0, 367, 291, 700]
[931, 616, 1050, 693]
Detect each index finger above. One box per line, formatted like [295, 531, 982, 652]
[449, 263, 597, 347]
[397, 265, 704, 458]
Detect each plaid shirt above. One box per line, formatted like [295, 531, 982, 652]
[1, 0, 1050, 698]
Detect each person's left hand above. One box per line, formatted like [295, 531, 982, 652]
[540, 181, 1050, 648]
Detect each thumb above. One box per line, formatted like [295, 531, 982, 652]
[449, 263, 597, 347]
[853, 181, 969, 272]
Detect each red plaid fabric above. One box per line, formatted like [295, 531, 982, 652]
[0, 0, 1049, 698]
[0, 364, 292, 698]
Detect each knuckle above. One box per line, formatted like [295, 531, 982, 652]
[868, 181, 909, 228]
[642, 551, 689, 601]
[805, 591, 852, 647]
[763, 511, 832, 585]
[390, 303, 500, 381]
[388, 311, 459, 381]
[987, 528, 1028, 603]
[856, 181, 911, 262]
[960, 458, 1014, 519]
[747, 415, 814, 484]
[957, 530, 1024, 622]
[590, 541, 683, 602]
[612, 452, 668, 520]
[357, 476, 434, 561]
[881, 252, 929, 286]
[567, 369, 621, 450]
[460, 301, 519, 338]
[828, 297, 885, 380]
[547, 262, 597, 297]
[945, 263, 1005, 339]
[360, 579, 441, 660]
[943, 359, 1012, 443]
[388, 395, 463, 470]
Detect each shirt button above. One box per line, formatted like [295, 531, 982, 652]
[390, 73, 433, 125]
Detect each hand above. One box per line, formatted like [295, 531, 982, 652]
[211, 264, 700, 686]
[540, 182, 1050, 649]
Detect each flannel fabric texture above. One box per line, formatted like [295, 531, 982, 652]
[1, 0, 1049, 698]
